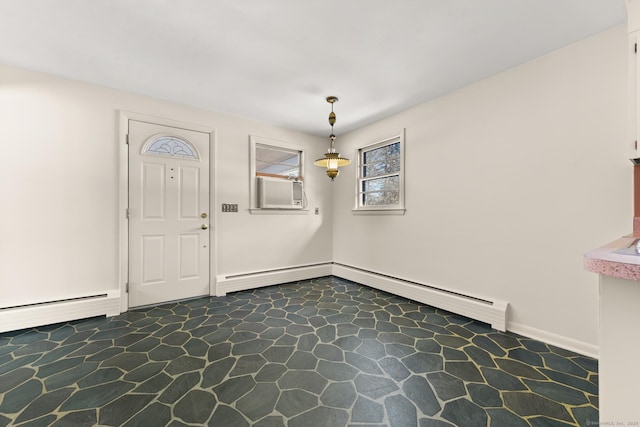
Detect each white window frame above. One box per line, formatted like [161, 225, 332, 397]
[353, 130, 406, 214]
[249, 135, 308, 214]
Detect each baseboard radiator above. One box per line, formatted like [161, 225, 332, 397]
[216, 263, 333, 296]
[332, 263, 508, 331]
[216, 262, 508, 331]
[0, 291, 121, 333]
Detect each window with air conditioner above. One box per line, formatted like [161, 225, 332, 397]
[250, 135, 307, 212]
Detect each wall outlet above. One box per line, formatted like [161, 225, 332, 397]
[222, 203, 238, 212]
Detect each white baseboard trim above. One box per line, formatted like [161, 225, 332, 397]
[216, 263, 333, 296]
[332, 263, 508, 332]
[0, 272, 598, 358]
[0, 291, 121, 333]
[507, 321, 598, 359]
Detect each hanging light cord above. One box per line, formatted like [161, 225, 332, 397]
[329, 100, 336, 151]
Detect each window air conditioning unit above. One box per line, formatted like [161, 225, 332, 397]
[257, 176, 304, 209]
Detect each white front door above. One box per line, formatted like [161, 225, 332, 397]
[128, 120, 210, 307]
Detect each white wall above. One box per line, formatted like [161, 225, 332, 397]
[332, 25, 629, 353]
[0, 64, 333, 309]
[0, 25, 629, 353]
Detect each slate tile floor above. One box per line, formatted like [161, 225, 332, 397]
[0, 276, 598, 426]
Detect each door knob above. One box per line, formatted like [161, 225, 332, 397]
[201, 224, 209, 230]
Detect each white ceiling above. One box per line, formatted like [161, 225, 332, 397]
[0, 0, 627, 136]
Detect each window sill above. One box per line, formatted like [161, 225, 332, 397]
[351, 208, 406, 216]
[250, 208, 310, 215]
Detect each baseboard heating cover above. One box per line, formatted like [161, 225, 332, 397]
[216, 263, 333, 296]
[0, 291, 121, 333]
[332, 263, 508, 331]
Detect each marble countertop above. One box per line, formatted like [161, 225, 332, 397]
[584, 234, 640, 281]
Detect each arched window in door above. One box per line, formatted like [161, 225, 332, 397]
[142, 135, 199, 160]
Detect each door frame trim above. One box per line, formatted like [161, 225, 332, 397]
[118, 111, 217, 313]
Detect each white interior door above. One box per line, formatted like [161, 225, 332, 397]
[128, 120, 210, 307]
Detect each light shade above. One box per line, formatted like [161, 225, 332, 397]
[314, 152, 351, 180]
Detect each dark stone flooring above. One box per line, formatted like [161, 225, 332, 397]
[0, 276, 598, 426]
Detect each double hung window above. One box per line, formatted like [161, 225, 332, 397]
[356, 132, 405, 211]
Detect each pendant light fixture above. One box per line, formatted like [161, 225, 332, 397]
[314, 96, 351, 180]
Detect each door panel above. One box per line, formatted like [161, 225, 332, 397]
[142, 163, 165, 219]
[180, 166, 200, 219]
[179, 234, 200, 279]
[142, 235, 165, 283]
[129, 120, 210, 307]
